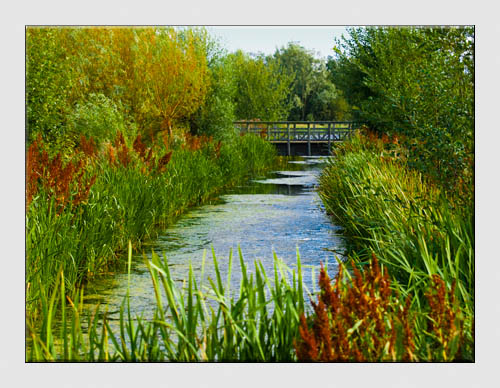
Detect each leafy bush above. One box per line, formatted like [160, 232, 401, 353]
[67, 93, 134, 144]
[329, 27, 474, 192]
[26, 28, 80, 142]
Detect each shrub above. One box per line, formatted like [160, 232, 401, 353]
[67, 93, 134, 145]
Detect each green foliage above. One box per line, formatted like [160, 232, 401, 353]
[26, 28, 80, 142]
[329, 27, 474, 191]
[189, 39, 238, 140]
[318, 134, 474, 334]
[230, 50, 293, 121]
[26, 27, 212, 143]
[273, 43, 317, 120]
[26, 133, 276, 313]
[67, 93, 134, 144]
[27, 246, 306, 361]
[131, 28, 210, 138]
[274, 43, 348, 121]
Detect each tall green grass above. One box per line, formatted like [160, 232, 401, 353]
[26, 134, 277, 318]
[27, 244, 308, 361]
[318, 133, 474, 330]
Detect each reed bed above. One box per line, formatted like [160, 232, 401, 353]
[296, 255, 472, 361]
[26, 244, 308, 362]
[317, 132, 474, 359]
[26, 132, 277, 320]
[26, 244, 473, 361]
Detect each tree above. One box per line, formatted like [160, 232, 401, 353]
[273, 43, 349, 121]
[273, 43, 318, 121]
[230, 50, 292, 121]
[189, 34, 238, 140]
[26, 28, 81, 142]
[330, 26, 474, 190]
[132, 28, 210, 139]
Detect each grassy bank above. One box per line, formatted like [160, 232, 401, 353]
[26, 132, 277, 319]
[314, 132, 474, 361]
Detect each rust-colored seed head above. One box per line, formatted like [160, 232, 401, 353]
[157, 151, 173, 172]
[80, 135, 97, 158]
[133, 134, 147, 158]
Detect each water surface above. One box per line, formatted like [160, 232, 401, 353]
[82, 156, 345, 322]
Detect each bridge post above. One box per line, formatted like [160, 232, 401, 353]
[328, 123, 332, 155]
[287, 123, 291, 156]
[307, 122, 311, 156]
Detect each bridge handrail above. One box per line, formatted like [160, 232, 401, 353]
[234, 120, 363, 125]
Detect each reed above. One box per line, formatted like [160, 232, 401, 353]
[26, 132, 277, 319]
[317, 132, 474, 358]
[27, 244, 308, 361]
[26, 245, 472, 362]
[296, 255, 472, 361]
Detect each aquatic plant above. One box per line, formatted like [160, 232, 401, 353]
[319, 133, 474, 310]
[26, 245, 307, 361]
[26, 246, 472, 362]
[316, 132, 474, 360]
[26, 134, 96, 211]
[26, 132, 277, 321]
[296, 255, 471, 361]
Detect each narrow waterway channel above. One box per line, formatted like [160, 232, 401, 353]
[81, 156, 345, 325]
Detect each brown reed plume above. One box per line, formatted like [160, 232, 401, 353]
[79, 134, 97, 159]
[183, 132, 202, 151]
[424, 275, 464, 361]
[214, 140, 222, 159]
[157, 151, 173, 172]
[26, 134, 45, 207]
[295, 254, 416, 362]
[106, 143, 116, 165]
[116, 136, 131, 167]
[133, 134, 147, 159]
[295, 253, 470, 362]
[26, 135, 96, 212]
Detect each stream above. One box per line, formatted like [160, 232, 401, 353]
[80, 155, 345, 326]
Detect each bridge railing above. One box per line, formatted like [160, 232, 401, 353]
[234, 121, 362, 142]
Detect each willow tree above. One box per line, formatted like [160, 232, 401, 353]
[132, 28, 210, 139]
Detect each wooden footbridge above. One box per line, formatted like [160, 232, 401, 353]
[234, 121, 362, 156]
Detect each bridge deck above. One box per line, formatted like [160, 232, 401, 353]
[234, 121, 362, 155]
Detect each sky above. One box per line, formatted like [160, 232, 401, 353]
[205, 26, 348, 59]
